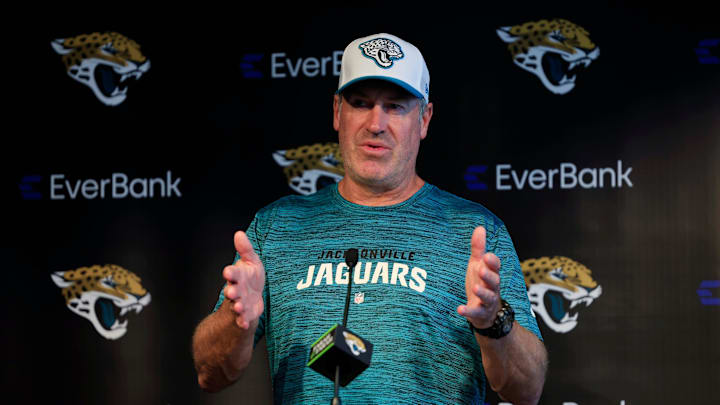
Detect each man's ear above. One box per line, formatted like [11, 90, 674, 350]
[420, 102, 433, 140]
[333, 94, 341, 131]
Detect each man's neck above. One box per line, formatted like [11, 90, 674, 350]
[337, 175, 426, 207]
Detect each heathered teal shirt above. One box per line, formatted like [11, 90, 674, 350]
[215, 183, 541, 404]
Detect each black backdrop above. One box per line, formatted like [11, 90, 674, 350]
[4, 3, 719, 404]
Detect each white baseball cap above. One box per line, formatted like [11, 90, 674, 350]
[337, 33, 430, 103]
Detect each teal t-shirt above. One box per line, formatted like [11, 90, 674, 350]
[214, 183, 541, 404]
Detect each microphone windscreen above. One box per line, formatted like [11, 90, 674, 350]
[345, 248, 359, 266]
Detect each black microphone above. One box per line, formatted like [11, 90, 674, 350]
[341, 248, 358, 326]
[307, 248, 373, 404]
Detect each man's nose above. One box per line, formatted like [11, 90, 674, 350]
[366, 104, 388, 135]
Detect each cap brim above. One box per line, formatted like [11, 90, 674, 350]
[336, 76, 424, 100]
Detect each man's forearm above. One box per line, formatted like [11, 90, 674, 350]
[192, 300, 258, 392]
[475, 322, 548, 405]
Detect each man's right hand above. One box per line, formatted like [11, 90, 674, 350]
[222, 231, 265, 330]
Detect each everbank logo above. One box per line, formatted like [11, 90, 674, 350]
[241, 51, 343, 79]
[20, 171, 182, 200]
[466, 161, 633, 191]
[51, 171, 181, 199]
[271, 51, 343, 78]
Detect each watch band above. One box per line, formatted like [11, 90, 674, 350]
[468, 299, 515, 339]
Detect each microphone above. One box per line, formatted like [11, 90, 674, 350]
[307, 248, 373, 403]
[341, 248, 358, 326]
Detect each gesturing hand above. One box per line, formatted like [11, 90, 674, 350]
[222, 231, 266, 330]
[457, 226, 502, 330]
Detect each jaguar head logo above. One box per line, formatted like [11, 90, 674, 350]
[51, 32, 150, 106]
[51, 264, 151, 340]
[359, 37, 404, 68]
[497, 19, 599, 94]
[521, 256, 602, 333]
[342, 331, 366, 356]
[273, 142, 344, 195]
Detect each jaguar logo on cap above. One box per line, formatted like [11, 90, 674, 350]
[339, 33, 430, 103]
[359, 38, 404, 68]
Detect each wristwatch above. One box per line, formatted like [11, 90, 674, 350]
[468, 299, 515, 339]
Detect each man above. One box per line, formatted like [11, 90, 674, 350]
[192, 33, 547, 404]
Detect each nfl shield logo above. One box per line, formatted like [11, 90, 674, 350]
[354, 292, 365, 304]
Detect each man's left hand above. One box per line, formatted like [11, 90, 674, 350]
[458, 226, 502, 329]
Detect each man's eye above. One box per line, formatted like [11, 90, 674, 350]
[386, 103, 407, 113]
[350, 99, 369, 108]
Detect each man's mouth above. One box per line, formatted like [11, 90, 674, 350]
[360, 142, 390, 152]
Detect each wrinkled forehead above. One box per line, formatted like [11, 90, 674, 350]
[340, 79, 419, 102]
